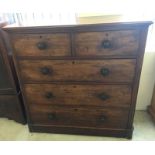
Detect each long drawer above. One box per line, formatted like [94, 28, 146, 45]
[18, 59, 136, 83]
[24, 84, 131, 108]
[75, 30, 139, 57]
[29, 104, 129, 129]
[11, 33, 71, 57]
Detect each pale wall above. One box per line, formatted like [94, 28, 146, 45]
[136, 52, 155, 110]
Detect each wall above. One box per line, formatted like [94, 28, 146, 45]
[136, 52, 155, 110]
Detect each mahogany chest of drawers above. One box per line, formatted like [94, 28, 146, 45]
[3, 21, 152, 138]
[0, 22, 26, 124]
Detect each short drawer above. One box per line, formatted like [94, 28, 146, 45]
[29, 105, 129, 129]
[18, 59, 136, 83]
[11, 33, 71, 57]
[75, 30, 139, 57]
[24, 84, 131, 108]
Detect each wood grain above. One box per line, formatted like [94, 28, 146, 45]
[18, 59, 136, 83]
[0, 27, 26, 124]
[24, 84, 131, 108]
[0, 94, 26, 124]
[75, 30, 139, 56]
[29, 104, 129, 129]
[12, 33, 71, 56]
[3, 21, 152, 138]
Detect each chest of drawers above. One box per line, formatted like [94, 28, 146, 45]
[0, 22, 26, 124]
[3, 21, 152, 138]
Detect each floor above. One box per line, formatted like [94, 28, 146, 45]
[0, 111, 155, 141]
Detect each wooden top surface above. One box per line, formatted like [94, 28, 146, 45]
[2, 16, 153, 33]
[0, 21, 8, 28]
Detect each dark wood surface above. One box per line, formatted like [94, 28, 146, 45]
[0, 52, 13, 91]
[12, 33, 71, 57]
[29, 104, 129, 129]
[24, 84, 131, 108]
[0, 23, 26, 124]
[3, 21, 152, 138]
[0, 93, 26, 123]
[29, 124, 133, 138]
[75, 30, 139, 57]
[18, 59, 136, 83]
[0, 28, 16, 94]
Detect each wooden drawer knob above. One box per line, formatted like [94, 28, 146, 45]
[100, 68, 110, 76]
[36, 42, 47, 50]
[40, 67, 51, 75]
[98, 93, 110, 101]
[45, 92, 54, 99]
[48, 113, 56, 120]
[99, 115, 106, 122]
[101, 40, 112, 49]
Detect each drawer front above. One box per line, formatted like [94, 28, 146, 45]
[0, 53, 13, 91]
[19, 59, 136, 83]
[29, 105, 129, 129]
[12, 33, 71, 57]
[0, 95, 19, 116]
[75, 30, 139, 57]
[24, 84, 131, 108]
[0, 94, 25, 124]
